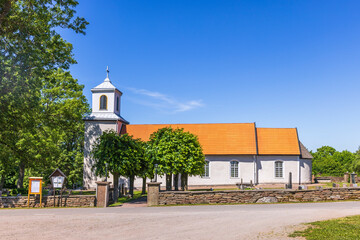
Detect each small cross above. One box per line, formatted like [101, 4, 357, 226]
[106, 66, 109, 78]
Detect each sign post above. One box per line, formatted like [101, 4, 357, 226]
[49, 169, 67, 207]
[27, 177, 43, 208]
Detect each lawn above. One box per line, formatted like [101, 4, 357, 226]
[109, 191, 146, 207]
[289, 215, 360, 240]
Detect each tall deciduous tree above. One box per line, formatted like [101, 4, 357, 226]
[148, 127, 205, 191]
[116, 134, 144, 197]
[0, 0, 88, 188]
[139, 141, 154, 194]
[91, 131, 121, 200]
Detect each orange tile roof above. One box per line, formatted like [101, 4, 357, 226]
[126, 123, 257, 155]
[256, 128, 300, 155]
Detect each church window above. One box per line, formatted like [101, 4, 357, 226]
[116, 96, 119, 111]
[202, 161, 210, 178]
[230, 161, 239, 178]
[100, 95, 107, 110]
[275, 161, 283, 178]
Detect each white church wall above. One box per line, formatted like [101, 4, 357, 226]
[132, 155, 256, 188]
[257, 155, 300, 184]
[188, 155, 255, 185]
[83, 120, 118, 189]
[300, 159, 312, 183]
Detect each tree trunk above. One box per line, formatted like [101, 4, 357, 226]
[113, 172, 119, 202]
[181, 173, 188, 191]
[173, 173, 179, 191]
[0, 174, 4, 192]
[166, 174, 172, 191]
[129, 175, 135, 197]
[142, 176, 146, 195]
[17, 161, 25, 189]
[181, 173, 185, 191]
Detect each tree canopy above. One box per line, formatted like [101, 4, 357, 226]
[147, 127, 205, 190]
[91, 131, 145, 198]
[0, 0, 88, 189]
[312, 146, 359, 177]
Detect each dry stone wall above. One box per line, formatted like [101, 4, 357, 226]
[0, 195, 96, 208]
[158, 188, 360, 205]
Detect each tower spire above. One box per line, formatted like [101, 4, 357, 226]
[104, 66, 110, 82]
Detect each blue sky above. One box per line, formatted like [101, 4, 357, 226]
[62, 0, 360, 152]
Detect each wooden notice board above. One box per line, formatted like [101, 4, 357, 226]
[28, 177, 43, 208]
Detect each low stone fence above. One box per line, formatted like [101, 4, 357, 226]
[154, 188, 360, 206]
[0, 195, 96, 208]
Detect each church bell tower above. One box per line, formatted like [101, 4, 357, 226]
[83, 67, 129, 189]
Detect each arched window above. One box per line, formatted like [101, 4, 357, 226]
[100, 95, 107, 110]
[230, 161, 239, 178]
[202, 161, 210, 178]
[116, 96, 119, 111]
[275, 161, 283, 178]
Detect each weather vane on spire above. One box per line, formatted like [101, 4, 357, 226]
[106, 66, 109, 78]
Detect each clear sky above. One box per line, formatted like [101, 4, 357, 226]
[62, 0, 360, 152]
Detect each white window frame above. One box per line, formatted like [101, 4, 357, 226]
[202, 160, 210, 178]
[275, 161, 284, 178]
[230, 160, 239, 178]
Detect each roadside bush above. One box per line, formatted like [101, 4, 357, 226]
[10, 188, 28, 196]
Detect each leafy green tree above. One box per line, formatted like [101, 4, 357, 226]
[0, 0, 88, 188]
[36, 69, 89, 187]
[91, 130, 122, 200]
[92, 131, 144, 199]
[116, 134, 144, 197]
[333, 150, 355, 173]
[139, 142, 154, 194]
[352, 147, 360, 174]
[312, 146, 357, 177]
[148, 127, 205, 191]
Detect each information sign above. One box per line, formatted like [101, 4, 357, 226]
[52, 176, 65, 188]
[28, 177, 43, 208]
[30, 180, 41, 193]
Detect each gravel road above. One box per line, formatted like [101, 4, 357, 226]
[1, 201, 360, 240]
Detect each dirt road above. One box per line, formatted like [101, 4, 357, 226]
[1, 201, 360, 239]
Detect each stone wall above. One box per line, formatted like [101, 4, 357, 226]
[158, 188, 360, 205]
[0, 195, 96, 208]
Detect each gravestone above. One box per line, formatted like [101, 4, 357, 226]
[351, 173, 357, 184]
[285, 172, 293, 189]
[344, 172, 350, 183]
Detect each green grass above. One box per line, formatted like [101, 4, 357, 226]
[109, 191, 146, 207]
[289, 215, 360, 240]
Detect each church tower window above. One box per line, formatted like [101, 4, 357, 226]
[116, 96, 119, 111]
[100, 95, 107, 110]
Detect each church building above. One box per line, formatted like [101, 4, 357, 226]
[83, 70, 313, 189]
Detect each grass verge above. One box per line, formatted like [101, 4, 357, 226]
[109, 191, 147, 207]
[289, 215, 360, 240]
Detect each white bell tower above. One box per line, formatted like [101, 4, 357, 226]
[90, 66, 127, 120]
[83, 67, 129, 189]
